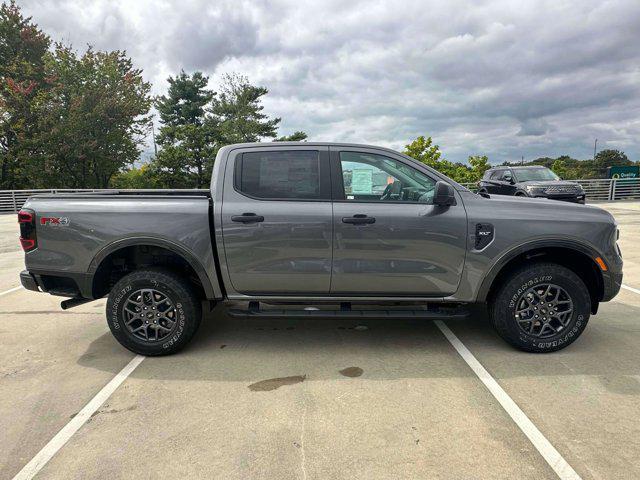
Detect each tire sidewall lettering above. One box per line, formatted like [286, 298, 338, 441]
[110, 285, 132, 330]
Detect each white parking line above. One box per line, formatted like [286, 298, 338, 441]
[435, 320, 581, 480]
[12, 355, 145, 480]
[0, 286, 22, 297]
[622, 284, 640, 295]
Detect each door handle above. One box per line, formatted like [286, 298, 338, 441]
[342, 214, 375, 225]
[231, 213, 264, 223]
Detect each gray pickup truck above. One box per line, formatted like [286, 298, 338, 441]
[19, 142, 623, 355]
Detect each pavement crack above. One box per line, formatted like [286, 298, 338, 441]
[297, 396, 308, 480]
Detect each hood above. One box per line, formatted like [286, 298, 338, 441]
[472, 191, 614, 221]
[518, 180, 582, 188]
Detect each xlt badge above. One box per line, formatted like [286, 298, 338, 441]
[475, 223, 494, 250]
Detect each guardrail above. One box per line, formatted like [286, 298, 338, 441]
[0, 189, 108, 213]
[460, 178, 640, 202]
[2, 178, 640, 213]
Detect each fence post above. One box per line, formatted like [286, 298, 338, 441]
[611, 179, 617, 201]
[11, 191, 17, 213]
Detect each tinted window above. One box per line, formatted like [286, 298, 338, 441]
[514, 168, 560, 182]
[238, 150, 320, 199]
[489, 170, 503, 179]
[339, 152, 436, 204]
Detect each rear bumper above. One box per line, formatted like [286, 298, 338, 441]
[20, 270, 92, 297]
[20, 270, 40, 292]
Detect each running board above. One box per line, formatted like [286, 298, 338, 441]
[227, 306, 468, 319]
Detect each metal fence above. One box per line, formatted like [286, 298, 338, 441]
[0, 189, 108, 213]
[2, 178, 640, 213]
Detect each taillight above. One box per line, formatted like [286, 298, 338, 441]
[18, 208, 37, 251]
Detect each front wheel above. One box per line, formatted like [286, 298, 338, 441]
[489, 263, 591, 352]
[106, 268, 202, 356]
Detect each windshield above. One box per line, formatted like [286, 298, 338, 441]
[514, 168, 560, 182]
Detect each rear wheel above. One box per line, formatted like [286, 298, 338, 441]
[106, 268, 202, 356]
[489, 262, 591, 352]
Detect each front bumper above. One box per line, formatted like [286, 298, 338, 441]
[602, 270, 623, 302]
[545, 195, 586, 204]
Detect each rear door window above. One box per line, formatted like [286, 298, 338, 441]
[236, 150, 321, 200]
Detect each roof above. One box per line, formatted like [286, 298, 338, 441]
[487, 165, 548, 170]
[218, 141, 405, 156]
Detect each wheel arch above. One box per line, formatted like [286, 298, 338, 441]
[479, 240, 605, 314]
[88, 237, 219, 300]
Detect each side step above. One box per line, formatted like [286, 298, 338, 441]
[228, 304, 468, 319]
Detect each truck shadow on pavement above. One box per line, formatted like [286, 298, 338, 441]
[76, 301, 640, 394]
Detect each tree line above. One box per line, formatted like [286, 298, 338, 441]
[1, 1, 635, 191]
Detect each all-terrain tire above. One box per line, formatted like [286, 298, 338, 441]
[106, 268, 202, 356]
[489, 262, 591, 353]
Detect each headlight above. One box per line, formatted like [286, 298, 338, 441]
[525, 184, 546, 194]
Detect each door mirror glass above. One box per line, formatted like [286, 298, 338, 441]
[433, 181, 455, 206]
[502, 173, 513, 183]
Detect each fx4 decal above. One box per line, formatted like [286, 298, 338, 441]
[40, 216, 70, 226]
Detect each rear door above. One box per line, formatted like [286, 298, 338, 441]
[499, 169, 517, 195]
[220, 146, 332, 295]
[329, 147, 467, 296]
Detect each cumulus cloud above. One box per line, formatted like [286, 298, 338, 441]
[19, 0, 640, 163]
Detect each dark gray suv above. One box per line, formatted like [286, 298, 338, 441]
[478, 166, 586, 203]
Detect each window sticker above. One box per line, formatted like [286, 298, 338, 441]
[351, 169, 373, 194]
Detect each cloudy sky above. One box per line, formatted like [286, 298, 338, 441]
[20, 0, 640, 163]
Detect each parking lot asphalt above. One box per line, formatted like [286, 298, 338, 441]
[1, 202, 639, 480]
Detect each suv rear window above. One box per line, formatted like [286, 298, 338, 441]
[237, 150, 321, 199]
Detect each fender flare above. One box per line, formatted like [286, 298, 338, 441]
[476, 238, 603, 302]
[88, 236, 219, 299]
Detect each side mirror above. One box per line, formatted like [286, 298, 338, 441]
[503, 175, 514, 184]
[433, 181, 455, 206]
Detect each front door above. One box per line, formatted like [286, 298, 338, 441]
[498, 170, 517, 195]
[330, 147, 467, 296]
[220, 146, 333, 295]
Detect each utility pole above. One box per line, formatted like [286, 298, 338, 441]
[151, 116, 158, 157]
[521, 155, 524, 165]
[593, 138, 598, 160]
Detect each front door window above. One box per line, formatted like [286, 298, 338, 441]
[338, 152, 436, 204]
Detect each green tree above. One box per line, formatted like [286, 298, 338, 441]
[34, 44, 152, 188]
[404, 135, 442, 165]
[404, 135, 489, 184]
[153, 71, 216, 188]
[594, 149, 631, 177]
[111, 164, 158, 189]
[208, 73, 280, 144]
[468, 155, 490, 182]
[276, 131, 308, 142]
[0, 0, 50, 188]
[551, 158, 568, 179]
